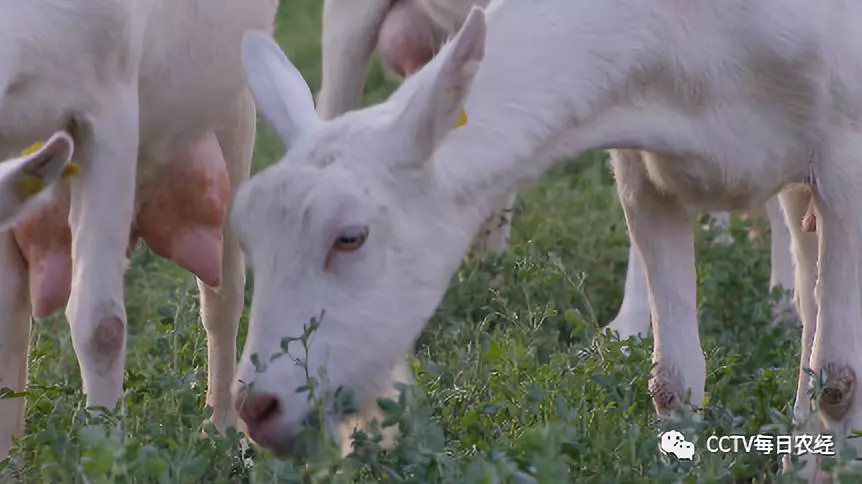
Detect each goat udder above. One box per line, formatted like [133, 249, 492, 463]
[135, 132, 229, 287]
[377, 0, 446, 77]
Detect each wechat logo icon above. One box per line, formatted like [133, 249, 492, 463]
[659, 430, 695, 460]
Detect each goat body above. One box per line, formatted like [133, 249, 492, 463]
[0, 0, 278, 458]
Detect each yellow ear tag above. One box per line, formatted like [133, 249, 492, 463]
[18, 142, 48, 198]
[18, 176, 44, 198]
[453, 107, 468, 129]
[20, 141, 46, 157]
[61, 162, 81, 180]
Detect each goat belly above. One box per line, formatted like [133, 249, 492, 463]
[135, 132, 229, 287]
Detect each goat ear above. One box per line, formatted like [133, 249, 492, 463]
[0, 130, 74, 229]
[241, 30, 321, 150]
[20, 131, 75, 183]
[392, 6, 486, 163]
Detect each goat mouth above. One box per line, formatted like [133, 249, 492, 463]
[268, 438, 299, 458]
[247, 426, 303, 458]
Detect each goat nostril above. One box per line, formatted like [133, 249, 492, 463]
[260, 398, 279, 421]
[238, 393, 282, 431]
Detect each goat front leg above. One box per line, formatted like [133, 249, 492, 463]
[808, 159, 862, 463]
[0, 230, 32, 459]
[611, 150, 705, 413]
[200, 90, 255, 433]
[605, 242, 651, 340]
[777, 185, 823, 481]
[65, 90, 139, 414]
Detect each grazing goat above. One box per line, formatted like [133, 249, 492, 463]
[319, 0, 800, 341]
[0, 0, 278, 458]
[233, 2, 845, 480]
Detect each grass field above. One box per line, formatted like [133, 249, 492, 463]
[4, 1, 859, 482]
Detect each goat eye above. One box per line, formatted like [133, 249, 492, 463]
[334, 227, 368, 252]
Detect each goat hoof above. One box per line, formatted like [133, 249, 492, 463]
[818, 363, 855, 421]
[649, 365, 684, 414]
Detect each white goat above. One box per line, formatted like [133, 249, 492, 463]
[0, 0, 278, 458]
[319, 0, 799, 341]
[233, 2, 849, 478]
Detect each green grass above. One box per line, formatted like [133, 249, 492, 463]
[4, 1, 861, 482]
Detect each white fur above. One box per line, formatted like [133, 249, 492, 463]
[0, 0, 277, 458]
[235, 1, 855, 475]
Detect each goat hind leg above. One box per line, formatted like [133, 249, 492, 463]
[65, 89, 139, 416]
[318, 0, 391, 119]
[777, 186, 822, 481]
[765, 195, 799, 325]
[199, 89, 255, 434]
[612, 150, 705, 414]
[0, 230, 32, 461]
[605, 242, 651, 341]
